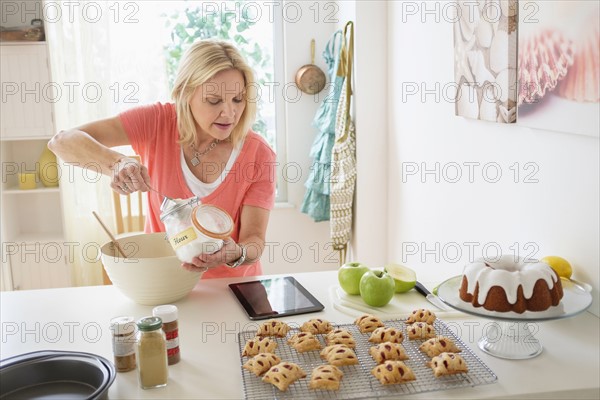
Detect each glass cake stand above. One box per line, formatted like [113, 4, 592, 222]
[436, 276, 593, 360]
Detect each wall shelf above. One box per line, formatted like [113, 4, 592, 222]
[8, 232, 65, 243]
[1, 135, 58, 142]
[2, 187, 60, 195]
[0, 41, 46, 46]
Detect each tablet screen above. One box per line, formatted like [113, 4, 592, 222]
[229, 276, 324, 320]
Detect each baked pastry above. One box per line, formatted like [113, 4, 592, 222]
[427, 352, 468, 377]
[419, 336, 462, 358]
[354, 314, 384, 333]
[257, 319, 291, 337]
[369, 342, 409, 363]
[325, 329, 356, 348]
[309, 365, 344, 390]
[241, 336, 277, 357]
[287, 332, 322, 353]
[262, 362, 306, 391]
[320, 344, 359, 366]
[371, 360, 416, 385]
[459, 255, 564, 313]
[406, 308, 437, 325]
[242, 353, 281, 376]
[407, 322, 436, 340]
[368, 327, 404, 344]
[300, 318, 333, 334]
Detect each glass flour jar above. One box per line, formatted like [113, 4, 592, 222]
[159, 197, 234, 263]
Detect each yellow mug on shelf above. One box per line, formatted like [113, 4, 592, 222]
[18, 173, 38, 190]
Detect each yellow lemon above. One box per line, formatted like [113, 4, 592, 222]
[540, 256, 573, 279]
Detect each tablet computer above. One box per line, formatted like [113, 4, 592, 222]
[229, 276, 325, 320]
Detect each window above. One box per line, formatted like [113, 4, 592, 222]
[98, 1, 286, 201]
[162, 1, 286, 201]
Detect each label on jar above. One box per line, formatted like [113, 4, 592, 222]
[113, 336, 136, 356]
[165, 329, 180, 356]
[170, 227, 198, 250]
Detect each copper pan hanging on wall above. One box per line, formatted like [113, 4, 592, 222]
[295, 39, 326, 95]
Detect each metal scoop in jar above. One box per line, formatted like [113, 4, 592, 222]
[148, 185, 173, 203]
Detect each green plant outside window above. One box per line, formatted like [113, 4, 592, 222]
[162, 1, 275, 149]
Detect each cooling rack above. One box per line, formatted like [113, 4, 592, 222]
[238, 318, 497, 399]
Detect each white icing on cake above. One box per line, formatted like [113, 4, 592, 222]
[463, 254, 558, 305]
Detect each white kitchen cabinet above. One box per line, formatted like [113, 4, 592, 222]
[0, 42, 55, 138]
[0, 42, 71, 290]
[2, 242, 71, 291]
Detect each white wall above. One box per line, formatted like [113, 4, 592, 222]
[261, 2, 340, 274]
[350, 2, 389, 269]
[385, 1, 599, 316]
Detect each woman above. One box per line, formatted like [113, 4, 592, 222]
[49, 40, 276, 278]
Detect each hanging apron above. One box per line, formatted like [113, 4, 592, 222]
[330, 21, 356, 265]
[300, 30, 344, 222]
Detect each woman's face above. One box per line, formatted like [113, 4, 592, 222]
[189, 68, 246, 141]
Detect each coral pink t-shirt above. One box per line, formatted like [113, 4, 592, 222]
[119, 102, 276, 278]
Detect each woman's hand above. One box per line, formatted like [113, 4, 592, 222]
[181, 240, 242, 272]
[111, 157, 152, 195]
[181, 205, 269, 273]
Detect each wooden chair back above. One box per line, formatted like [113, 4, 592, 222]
[102, 155, 146, 285]
[112, 186, 145, 234]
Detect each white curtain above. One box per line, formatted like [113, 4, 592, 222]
[44, 1, 170, 285]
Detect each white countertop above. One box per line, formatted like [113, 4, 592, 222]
[1, 270, 599, 399]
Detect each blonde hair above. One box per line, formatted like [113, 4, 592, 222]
[171, 40, 257, 148]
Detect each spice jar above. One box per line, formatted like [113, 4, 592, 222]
[136, 316, 168, 389]
[110, 316, 136, 372]
[159, 197, 234, 263]
[152, 305, 180, 365]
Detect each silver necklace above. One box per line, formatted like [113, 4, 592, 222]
[190, 139, 220, 166]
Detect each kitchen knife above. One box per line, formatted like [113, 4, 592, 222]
[414, 282, 451, 311]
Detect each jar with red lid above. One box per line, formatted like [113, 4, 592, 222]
[152, 305, 180, 365]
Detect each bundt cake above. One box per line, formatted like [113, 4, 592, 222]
[459, 255, 563, 313]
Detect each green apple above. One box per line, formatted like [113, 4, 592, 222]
[338, 262, 370, 295]
[359, 270, 395, 307]
[384, 263, 417, 293]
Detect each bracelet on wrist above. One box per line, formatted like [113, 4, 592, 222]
[226, 243, 246, 268]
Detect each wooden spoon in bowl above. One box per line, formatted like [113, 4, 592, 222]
[92, 211, 128, 259]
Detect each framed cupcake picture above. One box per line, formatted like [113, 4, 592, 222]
[517, 0, 599, 137]
[454, 0, 518, 124]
